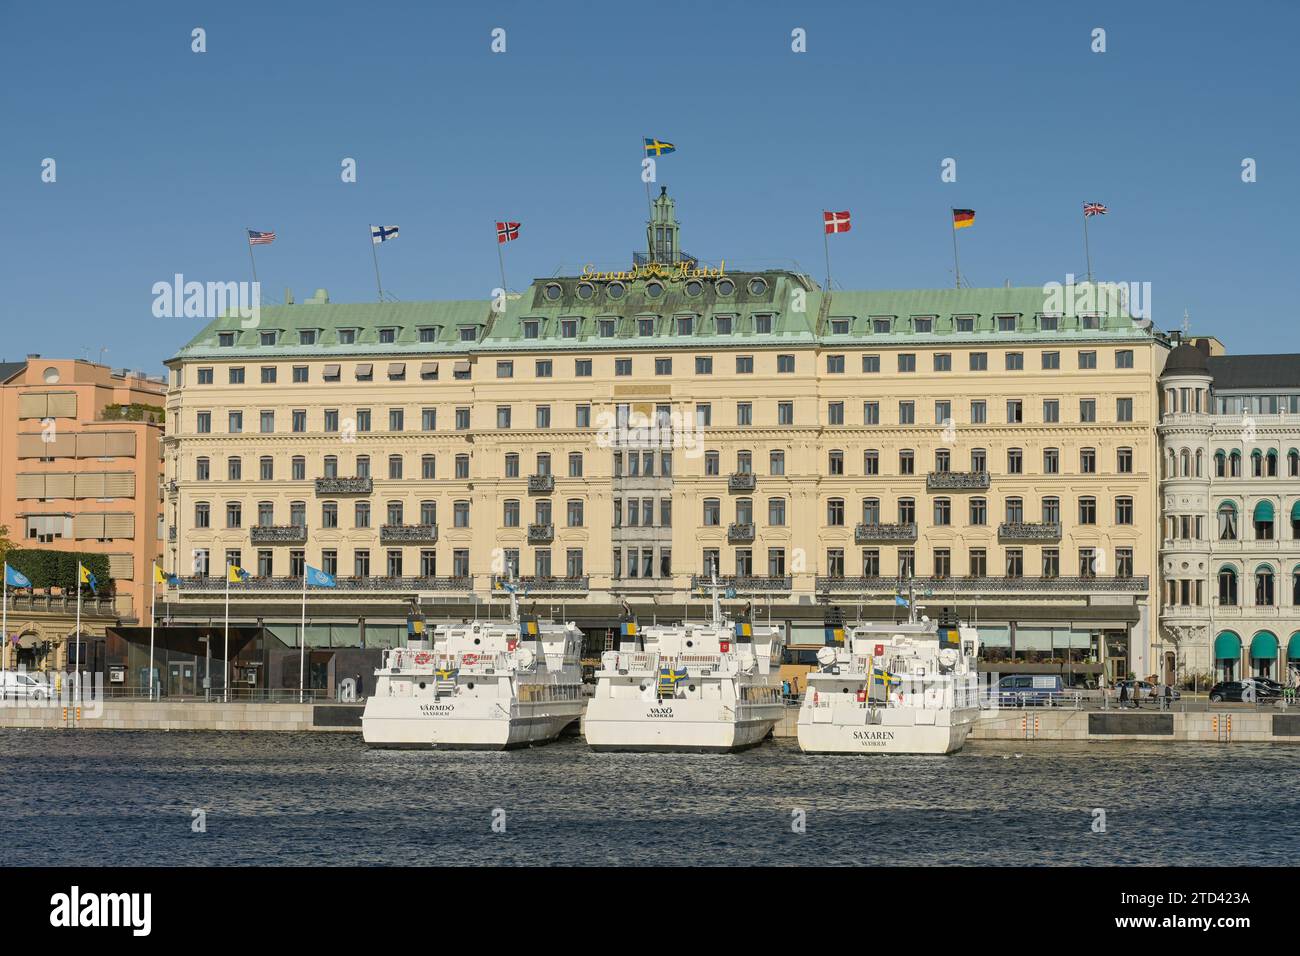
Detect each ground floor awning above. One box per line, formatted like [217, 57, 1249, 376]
[1289, 632, 1300, 660]
[1251, 630, 1279, 660]
[1214, 631, 1242, 661]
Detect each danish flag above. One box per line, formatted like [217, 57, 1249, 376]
[496, 221, 521, 244]
[823, 210, 851, 234]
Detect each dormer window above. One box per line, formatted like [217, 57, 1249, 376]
[458, 326, 478, 342]
[1038, 314, 1060, 331]
[754, 314, 773, 334]
[638, 318, 655, 337]
[1080, 314, 1101, 330]
[715, 315, 733, 335]
[523, 320, 540, 340]
[996, 316, 1017, 332]
[831, 319, 850, 335]
[218, 332, 236, 347]
[259, 331, 276, 346]
[913, 317, 933, 333]
[676, 315, 694, 336]
[598, 319, 616, 337]
[419, 327, 437, 343]
[337, 329, 356, 345]
[560, 318, 578, 339]
[379, 328, 396, 344]
[955, 316, 975, 332]
[299, 330, 316, 346]
[872, 318, 891, 333]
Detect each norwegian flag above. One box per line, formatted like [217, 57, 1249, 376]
[823, 210, 851, 234]
[1083, 202, 1108, 217]
[496, 221, 521, 244]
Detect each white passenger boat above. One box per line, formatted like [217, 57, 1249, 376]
[797, 593, 981, 756]
[361, 585, 585, 750]
[584, 581, 786, 753]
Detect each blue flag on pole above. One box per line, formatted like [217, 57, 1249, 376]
[4, 564, 31, 588]
[305, 566, 336, 588]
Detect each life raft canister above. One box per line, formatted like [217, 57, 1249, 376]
[413, 652, 432, 666]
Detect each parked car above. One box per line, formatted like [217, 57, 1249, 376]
[1208, 679, 1283, 703]
[995, 674, 1067, 706]
[0, 671, 51, 701]
[1114, 679, 1181, 701]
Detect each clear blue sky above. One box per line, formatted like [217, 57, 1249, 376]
[3, 0, 1297, 371]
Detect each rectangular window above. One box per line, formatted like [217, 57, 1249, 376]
[777, 354, 795, 373]
[655, 357, 673, 376]
[575, 359, 592, 377]
[970, 401, 987, 424]
[970, 352, 988, 371]
[1079, 351, 1097, 369]
[1080, 399, 1096, 423]
[736, 355, 754, 374]
[1117, 397, 1133, 422]
[535, 360, 552, 378]
[898, 354, 916, 373]
[737, 403, 752, 426]
[862, 355, 880, 373]
[1043, 400, 1059, 423]
[933, 353, 951, 372]
[497, 360, 514, 378]
[1116, 349, 1134, 369]
[864, 402, 880, 425]
[829, 402, 844, 425]
[898, 402, 914, 425]
[1042, 351, 1060, 370]
[695, 356, 713, 375]
[615, 358, 632, 377]
[826, 355, 844, 374]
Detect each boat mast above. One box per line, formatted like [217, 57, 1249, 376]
[709, 561, 722, 626]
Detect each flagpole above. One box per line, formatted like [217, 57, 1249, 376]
[823, 220, 832, 293]
[149, 562, 157, 700]
[496, 226, 508, 292]
[245, 228, 259, 286]
[950, 210, 962, 289]
[299, 563, 307, 704]
[75, 569, 82, 718]
[1082, 206, 1094, 283]
[2, 570, 8, 692]
[369, 228, 384, 302]
[223, 567, 230, 703]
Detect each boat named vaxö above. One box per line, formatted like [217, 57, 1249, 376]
[797, 593, 981, 756]
[361, 586, 585, 750]
[584, 580, 786, 753]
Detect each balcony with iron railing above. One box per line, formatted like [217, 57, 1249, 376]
[728, 472, 757, 492]
[998, 521, 1063, 542]
[926, 471, 991, 491]
[855, 522, 918, 543]
[528, 474, 555, 493]
[727, 522, 756, 543]
[815, 574, 1148, 594]
[490, 574, 590, 593]
[250, 524, 308, 544]
[528, 523, 555, 544]
[168, 525, 177, 542]
[380, 524, 438, 544]
[171, 575, 472, 592]
[315, 476, 373, 495]
[689, 574, 792, 592]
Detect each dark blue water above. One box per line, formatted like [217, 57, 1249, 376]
[2, 730, 1295, 866]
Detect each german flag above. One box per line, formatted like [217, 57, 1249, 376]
[952, 208, 975, 230]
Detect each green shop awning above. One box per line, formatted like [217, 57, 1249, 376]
[1214, 631, 1242, 661]
[1251, 631, 1279, 660]
[1254, 500, 1275, 523]
[1288, 632, 1300, 660]
[1291, 501, 1300, 521]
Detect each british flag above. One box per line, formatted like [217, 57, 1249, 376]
[496, 221, 521, 244]
[823, 210, 851, 234]
[1083, 202, 1108, 217]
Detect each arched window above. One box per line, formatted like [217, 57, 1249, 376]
[1251, 449, 1263, 478]
[1214, 450, 1226, 478]
[1195, 449, 1203, 477]
[1255, 565, 1275, 606]
[1215, 630, 1241, 680]
[1267, 450, 1279, 477]
[1218, 502, 1238, 541]
[1218, 566, 1238, 606]
[1290, 450, 1299, 477]
[1293, 567, 1300, 605]
[1229, 450, 1241, 477]
[1253, 500, 1275, 540]
[1179, 449, 1190, 477]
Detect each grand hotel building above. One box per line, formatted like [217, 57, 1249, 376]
[161, 192, 1169, 689]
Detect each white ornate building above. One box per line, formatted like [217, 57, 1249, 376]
[1158, 338, 1300, 684]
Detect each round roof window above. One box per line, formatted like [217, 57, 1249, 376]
[543, 283, 563, 301]
[42, 367, 60, 384]
[645, 280, 665, 298]
[716, 278, 736, 296]
[607, 281, 626, 300]
[576, 282, 595, 300]
[747, 276, 768, 296]
[684, 279, 703, 297]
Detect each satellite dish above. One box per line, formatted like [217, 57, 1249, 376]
[816, 647, 837, 667]
[516, 647, 536, 670]
[938, 648, 958, 668]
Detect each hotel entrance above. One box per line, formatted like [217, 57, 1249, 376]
[168, 661, 198, 697]
[1105, 630, 1129, 682]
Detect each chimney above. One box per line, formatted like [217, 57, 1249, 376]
[285, 287, 294, 305]
[26, 353, 40, 359]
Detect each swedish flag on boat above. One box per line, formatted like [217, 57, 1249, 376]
[657, 666, 688, 694]
[435, 664, 458, 681]
[620, 620, 638, 639]
[871, 667, 899, 691]
[734, 621, 753, 639]
[825, 625, 845, 645]
[519, 616, 540, 638]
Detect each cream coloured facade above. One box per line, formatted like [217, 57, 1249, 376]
[162, 194, 1169, 684]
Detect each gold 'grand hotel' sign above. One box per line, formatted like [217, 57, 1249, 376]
[578, 260, 727, 283]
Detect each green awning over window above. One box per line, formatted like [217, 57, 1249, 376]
[1288, 633, 1300, 661]
[1251, 631, 1279, 660]
[1214, 631, 1242, 661]
[1291, 501, 1300, 521]
[1254, 501, 1275, 523]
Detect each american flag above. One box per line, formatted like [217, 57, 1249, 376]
[247, 229, 276, 245]
[496, 221, 521, 244]
[823, 210, 851, 234]
[1082, 202, 1108, 217]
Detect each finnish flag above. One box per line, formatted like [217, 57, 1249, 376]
[370, 224, 399, 244]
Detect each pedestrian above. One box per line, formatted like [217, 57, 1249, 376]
[354, 671, 364, 700]
[1118, 680, 1129, 709]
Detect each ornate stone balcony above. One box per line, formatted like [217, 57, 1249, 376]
[727, 522, 756, 543]
[379, 524, 438, 544]
[815, 574, 1148, 594]
[855, 522, 918, 543]
[250, 524, 308, 544]
[926, 471, 990, 491]
[528, 474, 555, 493]
[174, 575, 471, 592]
[315, 476, 373, 495]
[528, 523, 555, 544]
[728, 472, 757, 492]
[690, 574, 792, 592]
[998, 521, 1063, 542]
[491, 574, 589, 593]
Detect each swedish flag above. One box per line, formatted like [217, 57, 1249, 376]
[871, 668, 899, 692]
[657, 666, 688, 694]
[825, 625, 845, 645]
[520, 617, 540, 638]
[734, 621, 753, 639]
[620, 620, 639, 639]
[643, 137, 676, 156]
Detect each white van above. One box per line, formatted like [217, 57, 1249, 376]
[0, 671, 51, 701]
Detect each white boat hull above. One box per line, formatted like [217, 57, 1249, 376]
[362, 697, 584, 750]
[584, 699, 781, 753]
[797, 707, 979, 756]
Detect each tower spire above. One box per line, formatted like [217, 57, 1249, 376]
[646, 186, 680, 264]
